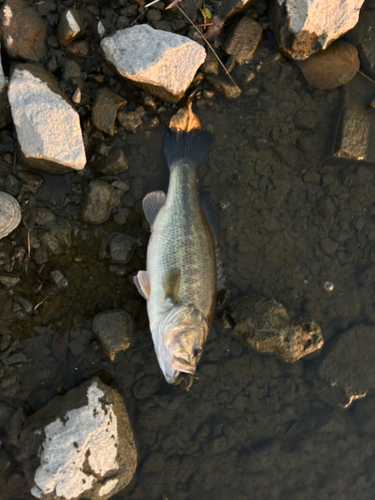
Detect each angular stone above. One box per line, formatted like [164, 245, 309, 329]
[117, 107, 143, 134]
[58, 8, 84, 48]
[346, 6, 375, 78]
[226, 295, 323, 362]
[222, 17, 263, 65]
[319, 324, 375, 406]
[271, 0, 365, 60]
[206, 74, 241, 99]
[101, 24, 206, 103]
[333, 74, 375, 163]
[1, 0, 46, 62]
[93, 310, 133, 361]
[92, 87, 127, 136]
[99, 148, 128, 174]
[20, 377, 137, 500]
[8, 64, 86, 174]
[81, 179, 120, 224]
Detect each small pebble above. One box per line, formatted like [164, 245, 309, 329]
[324, 281, 334, 292]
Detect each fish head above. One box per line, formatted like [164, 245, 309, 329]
[154, 304, 209, 384]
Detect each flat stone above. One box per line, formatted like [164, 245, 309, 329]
[272, 0, 365, 60]
[222, 17, 263, 65]
[226, 295, 323, 362]
[319, 324, 375, 406]
[92, 87, 127, 136]
[346, 7, 375, 78]
[58, 8, 84, 48]
[81, 179, 120, 224]
[8, 64, 86, 174]
[1, 0, 46, 62]
[101, 24, 206, 103]
[333, 74, 375, 163]
[93, 309, 133, 362]
[0, 191, 22, 240]
[20, 377, 137, 500]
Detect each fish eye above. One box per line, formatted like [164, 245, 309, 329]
[193, 347, 202, 357]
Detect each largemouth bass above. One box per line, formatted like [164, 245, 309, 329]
[134, 116, 221, 384]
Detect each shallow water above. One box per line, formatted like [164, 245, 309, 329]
[1, 41, 375, 500]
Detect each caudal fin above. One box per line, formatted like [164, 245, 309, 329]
[164, 128, 213, 171]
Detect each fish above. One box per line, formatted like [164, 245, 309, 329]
[134, 106, 223, 385]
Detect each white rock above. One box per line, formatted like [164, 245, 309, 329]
[20, 377, 137, 500]
[101, 24, 206, 103]
[8, 65, 86, 174]
[275, 0, 365, 58]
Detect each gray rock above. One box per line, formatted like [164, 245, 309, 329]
[62, 59, 81, 81]
[333, 74, 375, 163]
[38, 217, 71, 255]
[101, 24, 206, 103]
[271, 0, 365, 60]
[206, 74, 241, 99]
[81, 179, 120, 224]
[226, 295, 323, 362]
[0, 274, 20, 288]
[8, 64, 86, 174]
[93, 310, 133, 361]
[92, 87, 127, 136]
[109, 234, 136, 263]
[117, 106, 144, 134]
[20, 377, 137, 500]
[65, 40, 90, 57]
[0, 192, 22, 240]
[1, 0, 46, 62]
[319, 324, 375, 406]
[222, 17, 263, 65]
[58, 8, 84, 48]
[98, 148, 128, 174]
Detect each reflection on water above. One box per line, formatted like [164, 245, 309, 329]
[2, 42, 375, 500]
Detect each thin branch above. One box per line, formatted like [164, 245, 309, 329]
[172, 3, 240, 90]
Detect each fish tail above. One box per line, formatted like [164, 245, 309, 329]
[164, 128, 213, 171]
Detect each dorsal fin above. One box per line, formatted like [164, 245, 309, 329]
[142, 191, 166, 228]
[134, 271, 150, 299]
[163, 268, 181, 303]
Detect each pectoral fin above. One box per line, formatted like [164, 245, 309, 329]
[134, 271, 150, 299]
[163, 268, 181, 303]
[142, 191, 166, 228]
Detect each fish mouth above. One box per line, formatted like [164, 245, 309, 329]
[172, 356, 196, 375]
